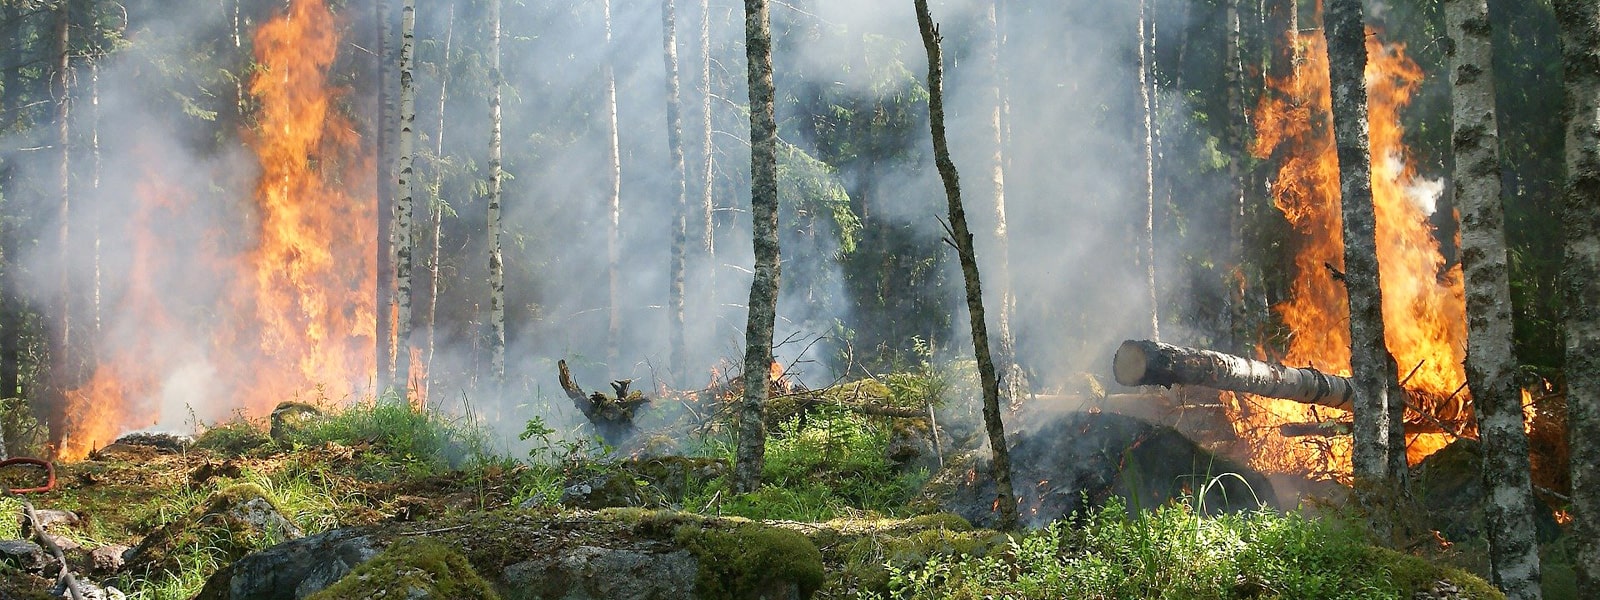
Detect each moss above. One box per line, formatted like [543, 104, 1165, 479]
[831, 519, 999, 595]
[676, 522, 825, 600]
[306, 537, 501, 600]
[1373, 547, 1505, 599]
[194, 421, 272, 456]
[121, 483, 297, 582]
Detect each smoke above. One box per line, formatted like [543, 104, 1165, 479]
[0, 0, 1213, 454]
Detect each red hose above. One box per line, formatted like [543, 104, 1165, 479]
[0, 457, 57, 494]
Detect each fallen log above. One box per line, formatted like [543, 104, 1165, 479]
[1113, 339, 1354, 410]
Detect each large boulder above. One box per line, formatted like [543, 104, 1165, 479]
[934, 410, 1276, 528]
[199, 509, 825, 600]
[123, 483, 304, 580]
[1410, 438, 1562, 544]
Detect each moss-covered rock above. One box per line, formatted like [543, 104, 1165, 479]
[307, 537, 500, 600]
[122, 483, 303, 581]
[676, 521, 825, 600]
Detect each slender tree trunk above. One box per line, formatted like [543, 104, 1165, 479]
[1224, 0, 1248, 352]
[915, 0, 1017, 531]
[981, 0, 1017, 400]
[1448, 2, 1543, 595]
[423, 2, 455, 401]
[48, 0, 72, 452]
[1323, 0, 1404, 514]
[392, 0, 417, 401]
[733, 0, 778, 495]
[1554, 0, 1600, 589]
[1137, 0, 1159, 341]
[233, 0, 244, 117]
[487, 0, 506, 386]
[375, 0, 396, 393]
[604, 0, 623, 368]
[699, 0, 715, 282]
[664, 0, 688, 385]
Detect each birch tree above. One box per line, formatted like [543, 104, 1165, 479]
[392, 0, 417, 400]
[981, 0, 1018, 396]
[698, 0, 715, 277]
[375, 0, 396, 392]
[1322, 0, 1405, 503]
[664, 0, 689, 385]
[423, 2, 456, 400]
[604, 0, 623, 368]
[915, 0, 1018, 531]
[1137, 0, 1159, 341]
[1555, 0, 1600, 589]
[733, 0, 779, 495]
[1447, 0, 1542, 595]
[487, 0, 506, 385]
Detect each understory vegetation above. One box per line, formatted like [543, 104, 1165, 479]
[0, 375, 1564, 600]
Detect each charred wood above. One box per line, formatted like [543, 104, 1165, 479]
[1114, 339, 1354, 410]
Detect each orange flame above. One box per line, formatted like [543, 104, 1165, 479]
[60, 0, 374, 459]
[1231, 21, 1469, 479]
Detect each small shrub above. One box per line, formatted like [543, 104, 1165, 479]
[283, 397, 492, 474]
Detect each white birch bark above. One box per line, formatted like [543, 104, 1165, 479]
[487, 0, 506, 385]
[393, 0, 417, 400]
[664, 0, 689, 385]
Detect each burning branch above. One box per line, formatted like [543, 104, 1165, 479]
[1114, 339, 1354, 410]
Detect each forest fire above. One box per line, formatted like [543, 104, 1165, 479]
[58, 0, 374, 459]
[1231, 26, 1467, 480]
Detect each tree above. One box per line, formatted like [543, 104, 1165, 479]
[392, 0, 417, 400]
[487, 0, 506, 386]
[604, 0, 622, 368]
[422, 2, 457, 402]
[375, 0, 396, 393]
[914, 0, 1018, 531]
[1137, 0, 1160, 341]
[698, 0, 715, 282]
[1448, 0, 1543, 595]
[663, 0, 688, 385]
[980, 0, 1018, 396]
[1322, 0, 1406, 503]
[1554, 0, 1600, 589]
[46, 0, 73, 452]
[733, 0, 779, 495]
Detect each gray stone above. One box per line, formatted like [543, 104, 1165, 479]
[26, 509, 80, 532]
[0, 539, 46, 573]
[499, 546, 698, 600]
[89, 544, 130, 574]
[194, 528, 382, 600]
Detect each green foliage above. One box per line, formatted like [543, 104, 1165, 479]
[676, 522, 825, 600]
[282, 396, 493, 476]
[192, 418, 272, 455]
[869, 500, 1503, 600]
[705, 406, 927, 522]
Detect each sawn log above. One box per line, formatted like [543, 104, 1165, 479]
[1113, 339, 1354, 410]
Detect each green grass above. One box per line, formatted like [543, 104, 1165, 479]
[280, 395, 497, 476]
[864, 498, 1503, 600]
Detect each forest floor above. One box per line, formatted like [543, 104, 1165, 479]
[0, 383, 1576, 599]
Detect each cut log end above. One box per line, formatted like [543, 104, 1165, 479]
[1113, 340, 1154, 388]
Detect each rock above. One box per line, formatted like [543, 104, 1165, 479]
[0, 539, 47, 573]
[88, 544, 130, 575]
[270, 402, 324, 441]
[500, 546, 697, 600]
[936, 411, 1277, 528]
[1410, 438, 1563, 544]
[202, 510, 826, 600]
[194, 528, 382, 600]
[560, 473, 643, 510]
[302, 537, 499, 600]
[884, 421, 939, 473]
[25, 509, 80, 532]
[123, 483, 304, 580]
[44, 534, 79, 553]
[190, 460, 244, 485]
[53, 578, 125, 600]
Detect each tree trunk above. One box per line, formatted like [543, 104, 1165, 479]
[733, 0, 778, 495]
[1137, 0, 1160, 341]
[1224, 0, 1248, 353]
[487, 0, 506, 386]
[914, 0, 1018, 531]
[663, 0, 688, 385]
[1113, 339, 1355, 409]
[1447, 0, 1542, 596]
[1322, 0, 1403, 498]
[981, 0, 1018, 398]
[0, 0, 21, 430]
[393, 0, 417, 401]
[698, 0, 715, 281]
[423, 2, 455, 402]
[375, 0, 395, 393]
[48, 0, 72, 452]
[603, 0, 623, 369]
[1554, 0, 1600, 589]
